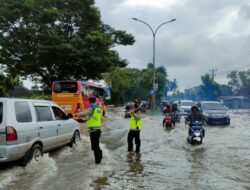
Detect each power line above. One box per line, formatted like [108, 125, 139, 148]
[217, 63, 250, 75]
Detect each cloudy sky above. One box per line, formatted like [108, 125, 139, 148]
[95, 0, 250, 91]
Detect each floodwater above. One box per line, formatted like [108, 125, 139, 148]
[0, 107, 250, 190]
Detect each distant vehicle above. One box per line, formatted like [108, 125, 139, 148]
[198, 101, 230, 125]
[0, 98, 80, 166]
[52, 80, 107, 121]
[179, 100, 194, 116]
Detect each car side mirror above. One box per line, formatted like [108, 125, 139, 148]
[67, 113, 73, 119]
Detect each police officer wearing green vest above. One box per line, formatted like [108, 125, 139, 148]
[127, 98, 143, 152]
[77, 97, 103, 164]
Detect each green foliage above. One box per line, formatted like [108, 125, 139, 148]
[0, 73, 21, 97]
[197, 73, 221, 100]
[0, 0, 134, 93]
[227, 69, 250, 97]
[105, 64, 168, 105]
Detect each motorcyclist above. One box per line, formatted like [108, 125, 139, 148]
[185, 104, 205, 136]
[171, 102, 180, 122]
[185, 104, 205, 124]
[163, 103, 175, 127]
[163, 103, 172, 114]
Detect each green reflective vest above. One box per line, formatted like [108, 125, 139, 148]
[86, 107, 102, 131]
[130, 114, 142, 130]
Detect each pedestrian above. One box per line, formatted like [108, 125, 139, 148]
[77, 97, 103, 164]
[127, 98, 143, 153]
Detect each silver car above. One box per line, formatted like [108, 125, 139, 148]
[0, 98, 80, 166]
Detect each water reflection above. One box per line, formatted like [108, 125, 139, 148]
[186, 147, 206, 184]
[126, 152, 144, 174]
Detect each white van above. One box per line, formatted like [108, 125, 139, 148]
[0, 98, 80, 166]
[179, 100, 194, 115]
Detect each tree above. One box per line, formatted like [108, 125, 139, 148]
[141, 64, 168, 101]
[105, 68, 132, 105]
[227, 70, 241, 93]
[0, 73, 20, 96]
[227, 69, 250, 97]
[0, 0, 134, 93]
[104, 65, 169, 105]
[197, 73, 221, 100]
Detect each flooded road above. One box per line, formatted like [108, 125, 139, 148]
[1, 107, 250, 190]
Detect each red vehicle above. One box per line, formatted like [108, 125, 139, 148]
[163, 113, 175, 129]
[52, 80, 107, 120]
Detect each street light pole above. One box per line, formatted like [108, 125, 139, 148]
[132, 18, 176, 112]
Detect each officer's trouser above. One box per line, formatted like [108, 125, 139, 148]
[90, 130, 102, 164]
[127, 130, 141, 152]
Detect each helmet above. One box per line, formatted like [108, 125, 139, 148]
[191, 104, 199, 112]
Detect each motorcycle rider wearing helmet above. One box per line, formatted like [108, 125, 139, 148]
[163, 103, 172, 114]
[185, 105, 204, 123]
[163, 103, 175, 127]
[185, 104, 205, 136]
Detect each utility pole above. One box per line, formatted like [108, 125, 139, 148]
[132, 18, 176, 112]
[209, 68, 217, 80]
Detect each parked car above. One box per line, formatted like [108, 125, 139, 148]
[0, 98, 80, 166]
[198, 101, 230, 125]
[179, 100, 195, 116]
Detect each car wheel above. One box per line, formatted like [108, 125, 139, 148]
[69, 131, 81, 148]
[20, 144, 43, 166]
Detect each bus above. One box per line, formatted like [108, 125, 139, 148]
[52, 80, 107, 120]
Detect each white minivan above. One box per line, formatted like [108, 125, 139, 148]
[0, 98, 80, 166]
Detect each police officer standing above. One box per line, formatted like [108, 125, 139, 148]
[127, 99, 143, 153]
[77, 97, 103, 164]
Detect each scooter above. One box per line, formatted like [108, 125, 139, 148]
[163, 113, 174, 129]
[187, 121, 205, 145]
[173, 111, 181, 123]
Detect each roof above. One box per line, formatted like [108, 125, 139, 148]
[218, 96, 248, 100]
[0, 97, 52, 104]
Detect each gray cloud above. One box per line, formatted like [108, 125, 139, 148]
[95, 0, 250, 90]
[238, 3, 250, 20]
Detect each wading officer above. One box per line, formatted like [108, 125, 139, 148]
[77, 97, 103, 164]
[127, 99, 142, 152]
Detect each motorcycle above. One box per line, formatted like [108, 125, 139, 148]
[187, 121, 205, 145]
[173, 111, 181, 123]
[163, 113, 174, 129]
